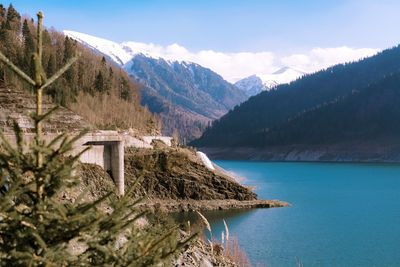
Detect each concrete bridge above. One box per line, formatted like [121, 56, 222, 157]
[0, 83, 177, 195]
[3, 129, 173, 195]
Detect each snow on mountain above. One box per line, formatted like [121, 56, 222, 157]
[258, 66, 306, 88]
[65, 30, 190, 68]
[63, 30, 132, 65]
[234, 75, 265, 97]
[65, 30, 306, 98]
[235, 67, 307, 96]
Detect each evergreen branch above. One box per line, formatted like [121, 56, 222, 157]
[31, 232, 48, 251]
[160, 233, 199, 261]
[46, 133, 67, 149]
[72, 187, 91, 207]
[32, 106, 60, 124]
[12, 121, 24, 154]
[139, 226, 179, 258]
[0, 51, 36, 86]
[76, 192, 112, 214]
[40, 55, 79, 91]
[118, 211, 147, 231]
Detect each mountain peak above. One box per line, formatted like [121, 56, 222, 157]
[235, 67, 307, 97]
[63, 30, 132, 65]
[234, 75, 265, 97]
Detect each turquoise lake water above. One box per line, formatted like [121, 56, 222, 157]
[189, 161, 400, 266]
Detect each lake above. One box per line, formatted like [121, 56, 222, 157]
[177, 161, 400, 266]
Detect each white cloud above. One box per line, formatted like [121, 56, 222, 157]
[122, 41, 379, 82]
[65, 30, 380, 83]
[281, 47, 379, 74]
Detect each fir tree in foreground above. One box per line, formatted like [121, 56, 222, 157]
[0, 11, 195, 266]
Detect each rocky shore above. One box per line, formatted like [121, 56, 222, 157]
[75, 146, 288, 266]
[76, 146, 289, 212]
[139, 198, 289, 213]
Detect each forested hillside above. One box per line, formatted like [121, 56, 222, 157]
[239, 72, 400, 146]
[192, 44, 400, 148]
[0, 4, 159, 134]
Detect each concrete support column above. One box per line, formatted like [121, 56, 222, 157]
[111, 141, 125, 195]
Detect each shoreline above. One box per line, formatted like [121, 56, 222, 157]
[139, 199, 290, 213]
[199, 145, 400, 163]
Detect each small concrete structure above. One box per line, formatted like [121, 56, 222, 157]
[124, 135, 152, 149]
[0, 87, 181, 196]
[0, 86, 132, 195]
[77, 131, 125, 195]
[142, 136, 173, 147]
[3, 130, 126, 195]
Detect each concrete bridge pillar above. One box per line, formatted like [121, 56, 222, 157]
[111, 141, 124, 195]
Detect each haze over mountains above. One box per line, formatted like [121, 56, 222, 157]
[234, 67, 306, 96]
[192, 44, 400, 161]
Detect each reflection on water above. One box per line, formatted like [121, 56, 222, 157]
[173, 208, 256, 225]
[172, 161, 400, 267]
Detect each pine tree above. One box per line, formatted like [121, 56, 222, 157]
[46, 54, 56, 77]
[0, 11, 195, 266]
[22, 20, 34, 52]
[119, 76, 132, 101]
[94, 71, 104, 92]
[101, 56, 107, 66]
[5, 4, 20, 31]
[21, 19, 35, 75]
[0, 5, 5, 23]
[63, 36, 77, 88]
[63, 36, 74, 63]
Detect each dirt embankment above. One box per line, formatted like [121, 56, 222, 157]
[141, 199, 289, 213]
[75, 147, 288, 212]
[124, 147, 257, 201]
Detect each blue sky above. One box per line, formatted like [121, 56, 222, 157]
[3, 0, 398, 81]
[5, 0, 400, 52]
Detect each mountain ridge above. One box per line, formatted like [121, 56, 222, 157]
[234, 67, 306, 96]
[191, 44, 400, 161]
[64, 30, 247, 141]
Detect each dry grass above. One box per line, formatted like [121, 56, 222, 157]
[70, 91, 160, 134]
[195, 212, 252, 266]
[223, 237, 252, 267]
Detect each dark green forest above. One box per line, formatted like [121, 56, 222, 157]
[192, 44, 400, 147]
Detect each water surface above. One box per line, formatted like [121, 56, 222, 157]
[182, 161, 400, 266]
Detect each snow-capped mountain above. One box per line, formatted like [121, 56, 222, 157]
[259, 66, 306, 88]
[234, 75, 265, 97]
[64, 30, 247, 141]
[64, 30, 132, 65]
[235, 67, 307, 97]
[64, 30, 179, 66]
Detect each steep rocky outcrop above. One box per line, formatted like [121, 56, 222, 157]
[124, 147, 256, 201]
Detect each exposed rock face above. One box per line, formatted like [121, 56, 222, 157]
[0, 85, 91, 134]
[124, 147, 257, 201]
